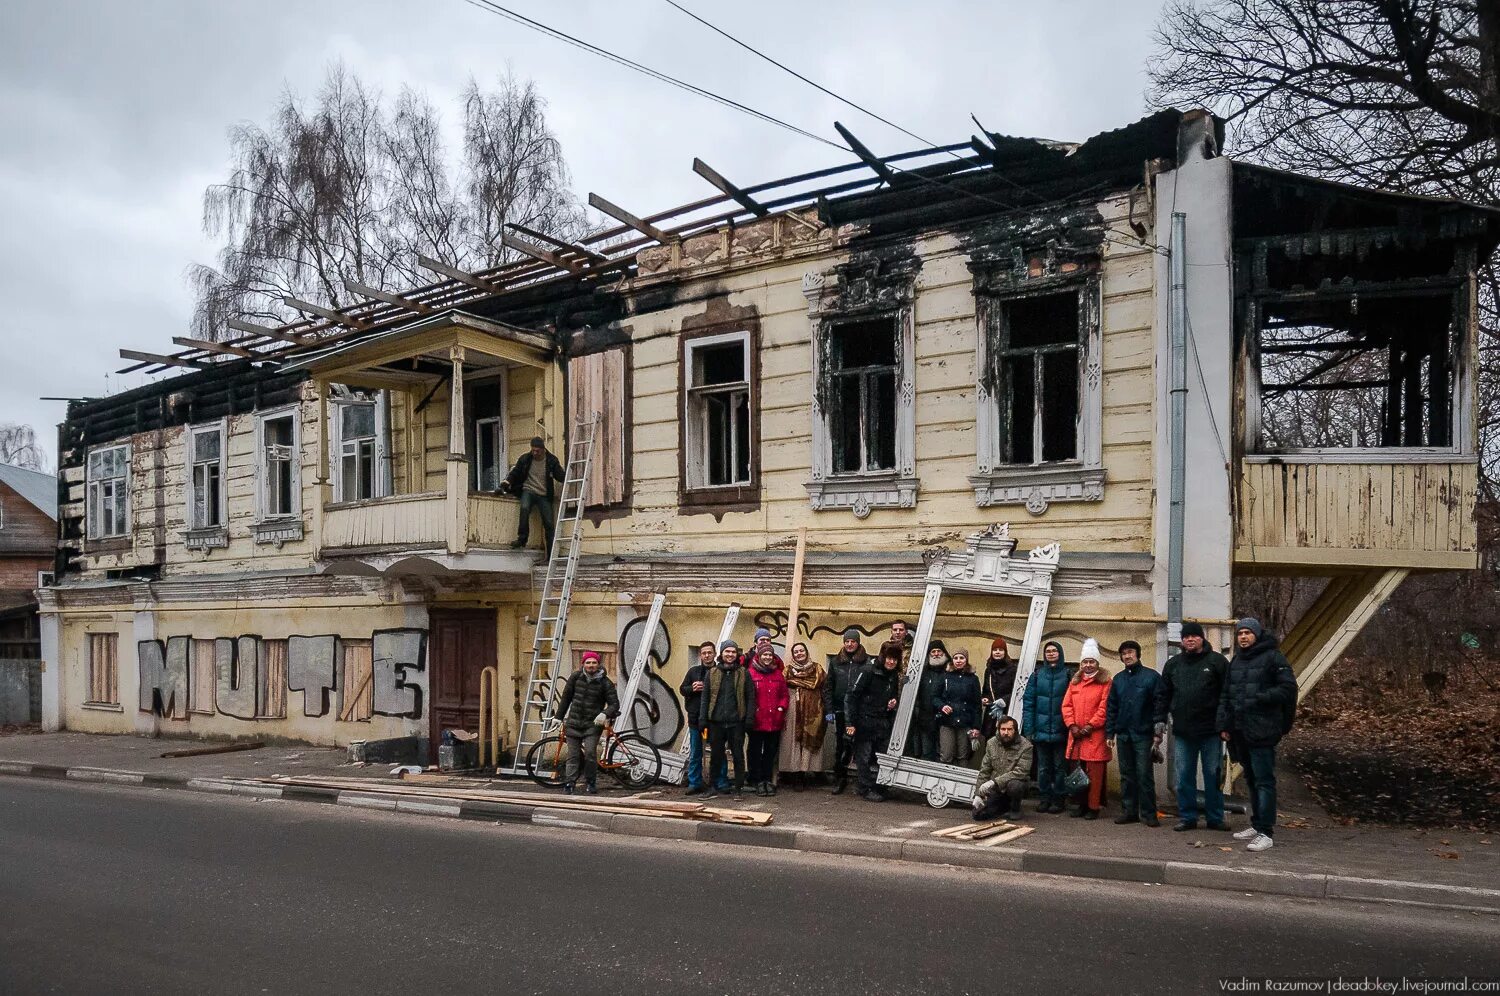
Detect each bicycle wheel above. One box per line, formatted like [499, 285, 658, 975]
[604, 732, 661, 789]
[525, 735, 568, 788]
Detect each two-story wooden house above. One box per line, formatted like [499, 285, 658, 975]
[38, 109, 1496, 759]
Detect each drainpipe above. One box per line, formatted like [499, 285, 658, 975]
[1167, 211, 1189, 641]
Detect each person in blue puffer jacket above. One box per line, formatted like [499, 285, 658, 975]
[1022, 640, 1075, 813]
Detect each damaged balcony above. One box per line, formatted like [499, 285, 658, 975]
[286, 310, 562, 577]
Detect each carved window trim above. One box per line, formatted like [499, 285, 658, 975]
[802, 259, 920, 519]
[969, 253, 1104, 516]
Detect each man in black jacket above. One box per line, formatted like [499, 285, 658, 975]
[1105, 640, 1169, 827]
[823, 629, 867, 794]
[1162, 622, 1230, 831]
[698, 640, 754, 800]
[499, 437, 565, 551]
[845, 641, 902, 802]
[1217, 617, 1298, 853]
[554, 651, 620, 794]
[679, 641, 717, 795]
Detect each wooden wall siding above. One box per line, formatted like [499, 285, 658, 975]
[259, 639, 287, 718]
[323, 493, 447, 550]
[190, 638, 216, 714]
[467, 494, 520, 547]
[567, 348, 628, 506]
[0, 483, 56, 556]
[87, 632, 118, 705]
[1236, 460, 1478, 562]
[339, 640, 373, 722]
[581, 193, 1159, 557]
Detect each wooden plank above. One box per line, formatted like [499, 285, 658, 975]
[500, 232, 583, 273]
[417, 254, 505, 293]
[119, 349, 208, 370]
[343, 278, 434, 315]
[160, 742, 265, 759]
[507, 222, 607, 264]
[786, 526, 807, 647]
[979, 825, 1035, 847]
[282, 296, 370, 330]
[693, 158, 767, 217]
[833, 121, 896, 185]
[172, 336, 258, 360]
[589, 192, 672, 244]
[227, 318, 313, 346]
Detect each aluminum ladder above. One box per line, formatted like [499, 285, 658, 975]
[507, 414, 599, 774]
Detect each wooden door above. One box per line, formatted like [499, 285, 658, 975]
[428, 609, 496, 761]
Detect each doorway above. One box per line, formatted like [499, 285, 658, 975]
[427, 608, 497, 762]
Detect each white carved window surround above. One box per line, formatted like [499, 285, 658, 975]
[802, 258, 920, 519]
[253, 405, 304, 547]
[183, 420, 229, 550]
[970, 252, 1104, 516]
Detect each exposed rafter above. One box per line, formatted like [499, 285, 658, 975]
[282, 296, 371, 330]
[692, 158, 767, 217]
[342, 278, 434, 315]
[172, 336, 258, 359]
[834, 121, 895, 185]
[588, 192, 672, 244]
[506, 222, 607, 264]
[227, 318, 313, 346]
[120, 349, 208, 370]
[417, 254, 506, 293]
[500, 232, 584, 273]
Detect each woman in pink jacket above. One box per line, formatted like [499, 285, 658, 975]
[746, 648, 790, 797]
[1061, 638, 1112, 819]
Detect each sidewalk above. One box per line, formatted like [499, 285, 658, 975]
[3, 731, 1496, 912]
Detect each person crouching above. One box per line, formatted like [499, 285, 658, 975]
[972, 716, 1033, 822]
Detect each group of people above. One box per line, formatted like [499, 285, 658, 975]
[676, 616, 1298, 854]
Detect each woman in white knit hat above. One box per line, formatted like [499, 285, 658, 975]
[1060, 638, 1112, 819]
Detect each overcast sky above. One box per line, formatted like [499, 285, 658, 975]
[0, 0, 1166, 466]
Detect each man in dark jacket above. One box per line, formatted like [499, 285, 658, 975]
[1023, 641, 1073, 813]
[1105, 640, 1168, 827]
[823, 629, 867, 794]
[973, 716, 1034, 821]
[699, 640, 754, 800]
[679, 641, 717, 795]
[937, 648, 982, 765]
[554, 651, 620, 794]
[1162, 622, 1230, 831]
[907, 640, 950, 762]
[845, 641, 902, 802]
[499, 437, 566, 551]
[1217, 618, 1298, 853]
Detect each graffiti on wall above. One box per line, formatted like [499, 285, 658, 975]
[618, 614, 684, 750]
[137, 628, 428, 722]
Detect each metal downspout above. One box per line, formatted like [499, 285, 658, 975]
[1168, 211, 1189, 640]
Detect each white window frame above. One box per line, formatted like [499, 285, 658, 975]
[85, 443, 131, 541]
[184, 420, 228, 530]
[467, 369, 509, 493]
[330, 394, 389, 503]
[683, 330, 754, 491]
[255, 406, 302, 521]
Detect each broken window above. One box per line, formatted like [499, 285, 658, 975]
[185, 423, 225, 529]
[827, 318, 898, 474]
[467, 378, 506, 492]
[335, 400, 376, 501]
[995, 292, 1080, 465]
[86, 444, 130, 540]
[1255, 292, 1457, 450]
[684, 331, 753, 489]
[256, 410, 299, 520]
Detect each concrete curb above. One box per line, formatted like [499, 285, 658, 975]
[5, 761, 1498, 915]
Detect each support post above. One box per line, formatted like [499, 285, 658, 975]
[786, 528, 808, 645]
[446, 347, 468, 554]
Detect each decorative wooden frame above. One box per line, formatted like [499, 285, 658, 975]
[877, 523, 1060, 807]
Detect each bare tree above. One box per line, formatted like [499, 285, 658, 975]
[190, 63, 586, 339]
[0, 423, 48, 472]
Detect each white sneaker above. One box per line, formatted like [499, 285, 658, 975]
[1233, 826, 1258, 840]
[1246, 833, 1274, 852]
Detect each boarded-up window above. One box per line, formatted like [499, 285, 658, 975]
[339, 639, 373, 722]
[568, 348, 627, 507]
[258, 639, 287, 718]
[87, 633, 118, 705]
[190, 639, 216, 715]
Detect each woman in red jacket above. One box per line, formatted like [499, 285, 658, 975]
[1061, 638, 1112, 819]
[746, 648, 790, 797]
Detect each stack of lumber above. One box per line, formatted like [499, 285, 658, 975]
[258, 775, 773, 826]
[930, 819, 1035, 847]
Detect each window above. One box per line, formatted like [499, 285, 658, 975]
[257, 410, 299, 519]
[190, 639, 216, 715]
[86, 444, 130, 540]
[971, 258, 1103, 515]
[186, 423, 226, 529]
[684, 333, 752, 491]
[467, 378, 507, 492]
[828, 319, 898, 474]
[87, 633, 119, 705]
[570, 348, 629, 507]
[339, 639, 373, 722]
[334, 400, 377, 502]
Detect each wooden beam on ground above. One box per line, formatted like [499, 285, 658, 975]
[692, 158, 768, 217]
[500, 232, 583, 273]
[588, 192, 672, 244]
[172, 336, 259, 360]
[119, 349, 208, 370]
[506, 223, 607, 264]
[160, 741, 264, 759]
[282, 296, 371, 330]
[416, 254, 506, 293]
[343, 278, 434, 315]
[227, 318, 313, 346]
[834, 121, 896, 185]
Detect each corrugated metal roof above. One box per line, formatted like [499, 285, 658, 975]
[0, 464, 57, 521]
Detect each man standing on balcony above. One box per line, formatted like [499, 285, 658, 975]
[500, 436, 565, 551]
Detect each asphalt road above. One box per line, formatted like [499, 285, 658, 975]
[1, 778, 1497, 996]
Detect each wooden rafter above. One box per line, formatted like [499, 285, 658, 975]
[588, 192, 672, 244]
[692, 158, 767, 217]
[342, 278, 434, 315]
[282, 296, 370, 330]
[172, 336, 259, 359]
[120, 349, 208, 369]
[500, 232, 583, 273]
[416, 254, 506, 293]
[834, 121, 896, 185]
[227, 318, 313, 346]
[506, 222, 607, 264]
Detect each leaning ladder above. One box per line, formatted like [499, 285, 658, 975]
[507, 414, 599, 774]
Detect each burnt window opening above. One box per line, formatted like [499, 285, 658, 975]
[1255, 292, 1457, 450]
[995, 292, 1081, 465]
[685, 332, 752, 489]
[467, 378, 506, 491]
[827, 318, 898, 474]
